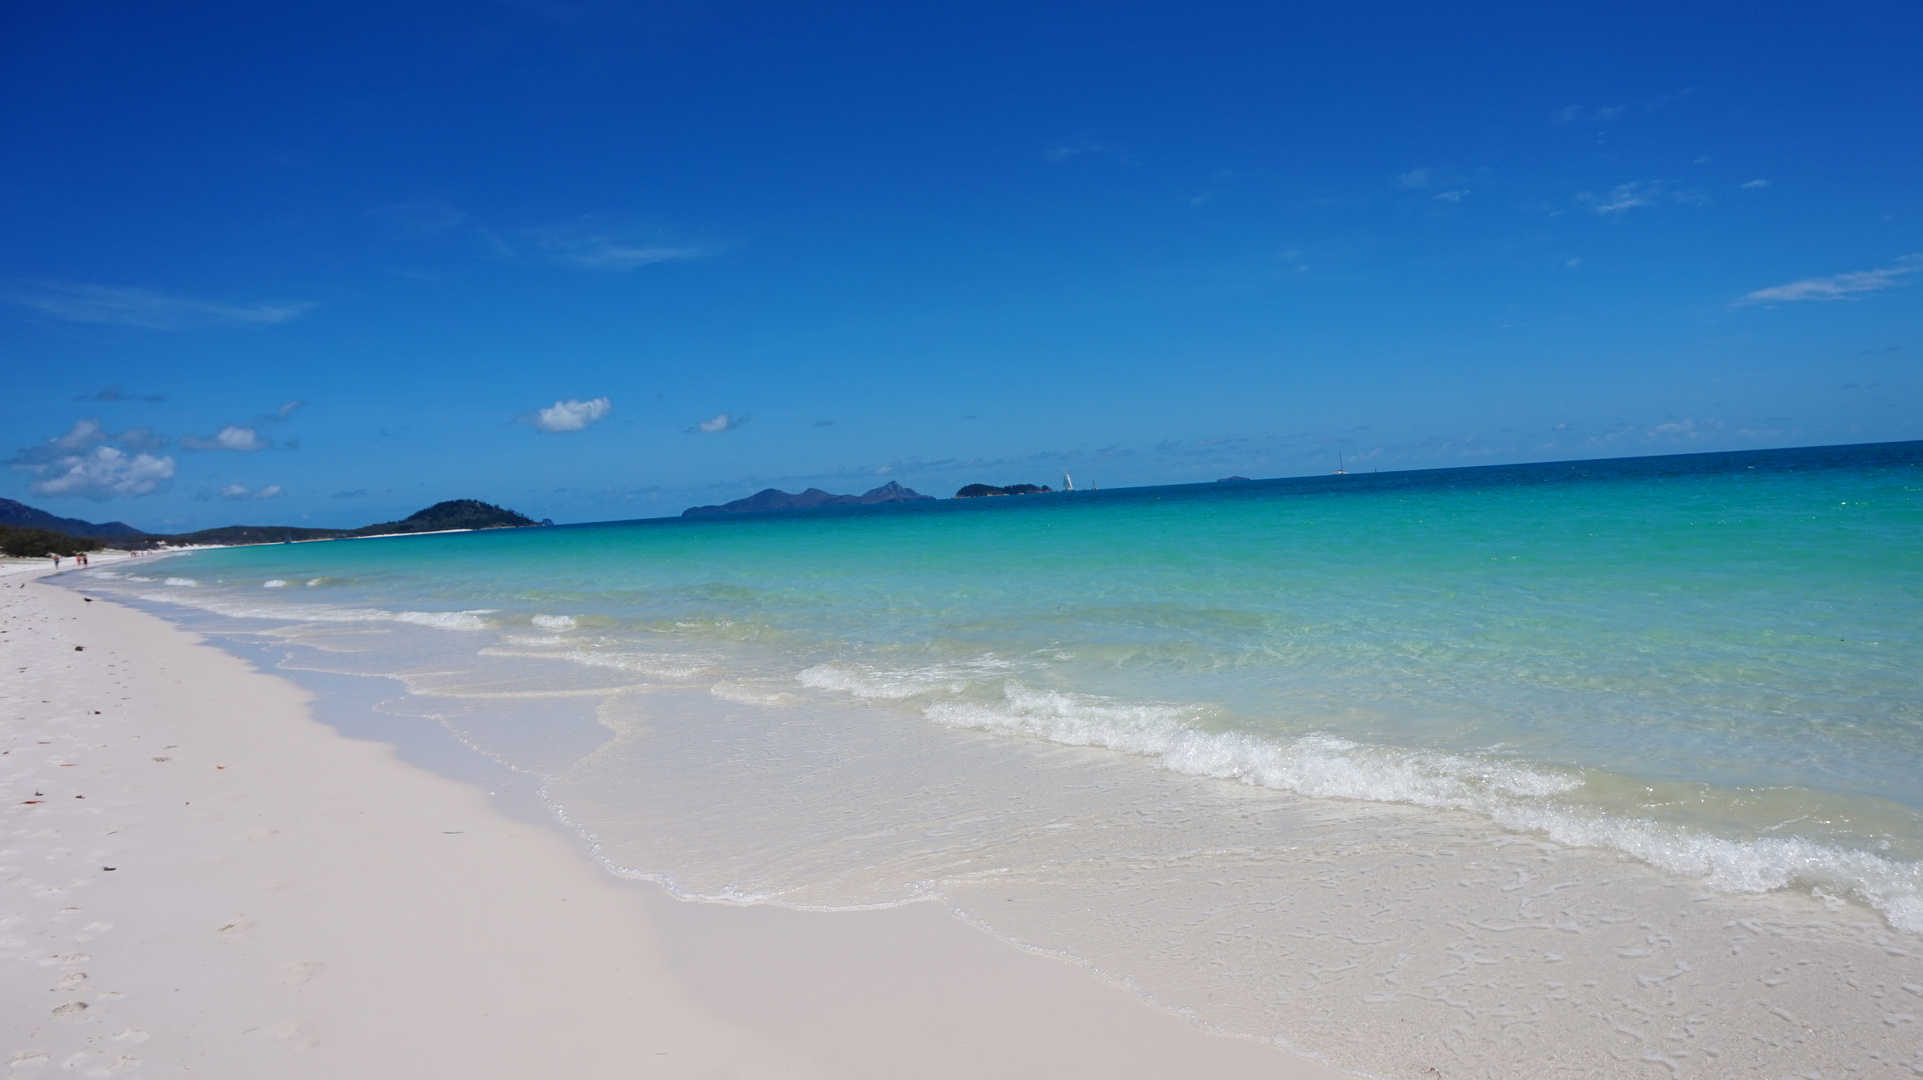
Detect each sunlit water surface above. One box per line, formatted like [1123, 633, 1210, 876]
[78, 442, 1923, 1078]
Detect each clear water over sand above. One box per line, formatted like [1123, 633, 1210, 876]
[78, 442, 1923, 1077]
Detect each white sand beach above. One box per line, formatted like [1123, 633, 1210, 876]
[1, 570, 1347, 1079]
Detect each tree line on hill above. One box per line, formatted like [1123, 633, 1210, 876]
[0, 498, 543, 557]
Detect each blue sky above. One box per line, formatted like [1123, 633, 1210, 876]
[2, 0, 1918, 530]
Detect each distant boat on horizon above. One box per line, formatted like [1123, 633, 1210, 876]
[1064, 470, 1074, 491]
[1334, 455, 1348, 475]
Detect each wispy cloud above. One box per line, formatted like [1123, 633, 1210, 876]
[75, 383, 166, 403]
[9, 419, 166, 464]
[690, 411, 749, 434]
[1433, 190, 1467, 203]
[1043, 140, 1112, 163]
[1649, 419, 1716, 439]
[1740, 179, 1770, 190]
[7, 420, 175, 500]
[368, 200, 470, 234]
[202, 483, 284, 501]
[1553, 105, 1625, 124]
[1576, 181, 1703, 215]
[6, 282, 314, 330]
[371, 202, 713, 273]
[1579, 183, 1651, 214]
[1396, 168, 1431, 189]
[527, 225, 711, 270]
[181, 425, 273, 451]
[1736, 255, 1922, 305]
[523, 396, 613, 433]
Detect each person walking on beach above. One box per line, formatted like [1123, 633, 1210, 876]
[51, 555, 61, 568]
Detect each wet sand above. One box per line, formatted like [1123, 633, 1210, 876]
[0, 571, 1345, 1079]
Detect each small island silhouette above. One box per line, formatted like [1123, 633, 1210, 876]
[682, 481, 933, 517]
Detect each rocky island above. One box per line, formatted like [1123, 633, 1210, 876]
[682, 481, 933, 517]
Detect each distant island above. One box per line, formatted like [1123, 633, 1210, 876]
[177, 500, 543, 545]
[1216, 476, 1251, 482]
[683, 481, 933, 517]
[0, 498, 544, 557]
[954, 483, 1053, 498]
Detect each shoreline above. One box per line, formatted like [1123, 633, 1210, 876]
[2, 573, 1345, 1078]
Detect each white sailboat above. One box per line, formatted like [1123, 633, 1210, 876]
[1063, 470, 1074, 491]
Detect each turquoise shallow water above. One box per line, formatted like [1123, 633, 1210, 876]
[72, 441, 1923, 1075]
[93, 442, 1923, 909]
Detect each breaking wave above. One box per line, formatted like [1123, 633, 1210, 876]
[921, 681, 1923, 933]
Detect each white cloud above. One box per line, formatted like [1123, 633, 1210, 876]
[528, 227, 710, 271]
[528, 396, 613, 433]
[1741, 179, 1771, 190]
[213, 483, 284, 501]
[53, 418, 108, 452]
[1575, 181, 1706, 215]
[1397, 168, 1431, 189]
[181, 425, 271, 451]
[7, 413, 171, 465]
[1651, 419, 1713, 438]
[6, 282, 313, 329]
[24, 445, 176, 500]
[1433, 190, 1467, 203]
[1736, 255, 1921, 305]
[1579, 182, 1652, 214]
[692, 412, 749, 434]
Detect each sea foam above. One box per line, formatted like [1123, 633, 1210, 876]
[925, 680, 1923, 931]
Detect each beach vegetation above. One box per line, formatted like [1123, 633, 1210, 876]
[0, 525, 104, 558]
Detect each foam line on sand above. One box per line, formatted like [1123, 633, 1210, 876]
[1, 574, 1346, 1079]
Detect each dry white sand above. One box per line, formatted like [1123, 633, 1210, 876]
[1, 571, 1348, 1079]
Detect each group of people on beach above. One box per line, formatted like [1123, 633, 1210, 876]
[51, 552, 92, 568]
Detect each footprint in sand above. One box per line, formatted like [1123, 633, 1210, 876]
[52, 972, 87, 991]
[282, 961, 326, 986]
[214, 917, 253, 937]
[265, 1021, 318, 1050]
[7, 1051, 49, 1069]
[50, 1001, 87, 1021]
[109, 1030, 147, 1044]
